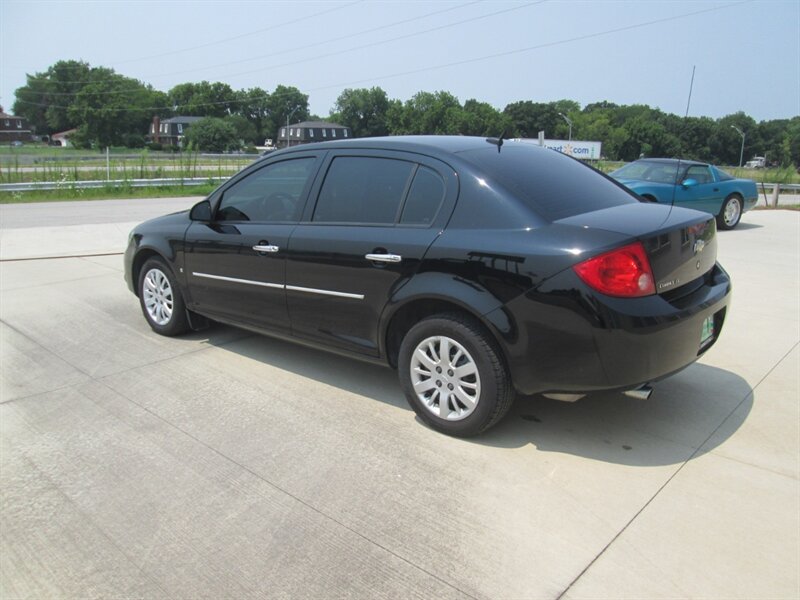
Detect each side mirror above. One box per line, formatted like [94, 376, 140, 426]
[190, 200, 212, 222]
[681, 178, 698, 188]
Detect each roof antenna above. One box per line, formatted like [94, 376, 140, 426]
[485, 130, 506, 153]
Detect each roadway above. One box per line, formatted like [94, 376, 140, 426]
[1, 198, 798, 598]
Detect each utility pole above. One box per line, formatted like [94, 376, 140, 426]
[286, 106, 300, 148]
[730, 125, 745, 167]
[558, 113, 573, 141]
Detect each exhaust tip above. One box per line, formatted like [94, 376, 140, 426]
[623, 385, 653, 400]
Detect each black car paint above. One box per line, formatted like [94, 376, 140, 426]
[125, 136, 731, 396]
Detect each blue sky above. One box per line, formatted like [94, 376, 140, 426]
[1, 0, 798, 121]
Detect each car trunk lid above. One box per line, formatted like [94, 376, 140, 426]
[557, 203, 718, 295]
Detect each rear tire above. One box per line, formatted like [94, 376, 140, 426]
[717, 194, 742, 230]
[398, 313, 514, 437]
[137, 257, 189, 336]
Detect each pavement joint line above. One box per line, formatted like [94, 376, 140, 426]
[707, 446, 800, 481]
[0, 379, 89, 406]
[90, 331, 256, 383]
[555, 339, 800, 600]
[0, 317, 93, 379]
[0, 271, 121, 293]
[95, 376, 480, 600]
[0, 251, 124, 263]
[5, 441, 173, 598]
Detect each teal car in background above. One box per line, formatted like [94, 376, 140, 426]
[610, 158, 758, 230]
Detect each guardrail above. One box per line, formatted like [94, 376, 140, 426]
[764, 183, 800, 191]
[1, 178, 798, 194]
[0, 176, 230, 193]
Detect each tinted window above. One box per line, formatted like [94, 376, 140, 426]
[217, 158, 314, 222]
[313, 157, 414, 224]
[400, 166, 445, 225]
[715, 167, 734, 181]
[460, 144, 637, 221]
[611, 160, 681, 184]
[685, 165, 713, 184]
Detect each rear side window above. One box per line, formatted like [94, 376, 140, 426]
[459, 144, 637, 222]
[400, 166, 445, 225]
[313, 157, 414, 224]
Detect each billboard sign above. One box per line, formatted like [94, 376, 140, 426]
[515, 138, 602, 160]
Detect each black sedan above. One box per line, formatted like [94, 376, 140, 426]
[125, 136, 731, 436]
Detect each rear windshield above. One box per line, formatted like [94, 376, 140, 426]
[458, 143, 637, 221]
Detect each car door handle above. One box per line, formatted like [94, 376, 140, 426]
[252, 244, 279, 253]
[365, 253, 402, 263]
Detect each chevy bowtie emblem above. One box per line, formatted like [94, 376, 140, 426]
[693, 239, 706, 254]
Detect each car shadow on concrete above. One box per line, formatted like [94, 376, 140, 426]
[724, 221, 763, 230]
[477, 363, 753, 466]
[202, 324, 752, 468]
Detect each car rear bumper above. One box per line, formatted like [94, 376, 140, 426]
[488, 262, 732, 395]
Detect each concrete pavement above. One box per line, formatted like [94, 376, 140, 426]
[0, 199, 798, 598]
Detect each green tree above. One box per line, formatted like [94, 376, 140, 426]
[184, 117, 240, 152]
[264, 85, 309, 141]
[387, 91, 462, 135]
[168, 81, 236, 118]
[709, 112, 758, 165]
[332, 87, 391, 138]
[13, 60, 94, 134]
[65, 68, 163, 147]
[225, 114, 258, 146]
[235, 87, 271, 142]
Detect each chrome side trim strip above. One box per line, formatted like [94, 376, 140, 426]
[192, 272, 284, 289]
[286, 285, 364, 300]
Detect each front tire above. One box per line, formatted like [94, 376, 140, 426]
[398, 313, 514, 437]
[717, 194, 742, 230]
[137, 258, 189, 336]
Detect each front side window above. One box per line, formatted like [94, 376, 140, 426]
[216, 158, 315, 222]
[177, 124, 183, 134]
[16, 120, 22, 129]
[309, 129, 314, 138]
[322, 129, 327, 138]
[313, 157, 414, 224]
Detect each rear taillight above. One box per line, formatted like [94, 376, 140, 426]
[573, 241, 655, 298]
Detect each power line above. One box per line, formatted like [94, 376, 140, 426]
[24, 0, 531, 93]
[28, 0, 485, 93]
[14, 1, 750, 114]
[160, 0, 540, 81]
[111, 0, 364, 66]
[305, 0, 751, 94]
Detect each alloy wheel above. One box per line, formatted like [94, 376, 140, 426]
[724, 197, 741, 227]
[142, 267, 174, 326]
[410, 335, 481, 421]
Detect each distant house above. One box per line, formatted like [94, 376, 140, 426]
[51, 128, 77, 147]
[0, 108, 33, 144]
[277, 121, 352, 148]
[148, 116, 203, 147]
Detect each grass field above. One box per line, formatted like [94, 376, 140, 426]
[0, 147, 258, 184]
[1, 147, 797, 204]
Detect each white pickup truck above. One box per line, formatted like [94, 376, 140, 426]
[745, 156, 766, 168]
